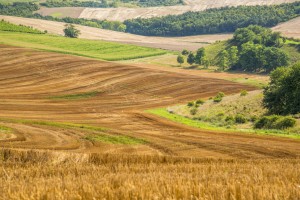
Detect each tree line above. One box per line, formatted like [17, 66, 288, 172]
[40, 0, 183, 8]
[124, 2, 300, 36]
[0, 2, 126, 32]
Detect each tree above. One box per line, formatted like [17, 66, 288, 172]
[263, 62, 300, 115]
[177, 55, 184, 66]
[187, 53, 195, 65]
[228, 46, 238, 67]
[238, 42, 264, 71]
[181, 49, 189, 55]
[202, 57, 210, 69]
[219, 50, 229, 70]
[63, 24, 80, 38]
[263, 47, 289, 72]
[195, 48, 205, 65]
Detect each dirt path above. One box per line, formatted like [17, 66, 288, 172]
[0, 45, 299, 159]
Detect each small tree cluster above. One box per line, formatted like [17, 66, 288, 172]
[63, 24, 80, 38]
[177, 48, 210, 68]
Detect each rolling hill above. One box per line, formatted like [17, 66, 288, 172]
[37, 0, 300, 21]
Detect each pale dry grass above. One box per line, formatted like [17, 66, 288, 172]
[1, 149, 300, 200]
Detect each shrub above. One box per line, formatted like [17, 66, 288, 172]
[254, 115, 296, 129]
[235, 114, 247, 124]
[195, 99, 205, 105]
[190, 108, 198, 115]
[187, 102, 194, 107]
[240, 90, 248, 96]
[213, 92, 225, 103]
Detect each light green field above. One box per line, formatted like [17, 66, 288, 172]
[49, 91, 99, 100]
[0, 31, 167, 61]
[147, 90, 300, 139]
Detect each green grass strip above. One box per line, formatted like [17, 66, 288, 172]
[147, 108, 300, 140]
[49, 91, 99, 100]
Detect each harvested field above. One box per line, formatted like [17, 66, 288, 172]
[272, 16, 300, 39]
[1, 150, 300, 200]
[0, 15, 232, 51]
[37, 0, 300, 21]
[0, 45, 300, 159]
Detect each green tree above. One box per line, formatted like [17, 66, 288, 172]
[187, 53, 195, 65]
[177, 55, 184, 66]
[181, 49, 189, 55]
[195, 47, 205, 65]
[238, 42, 264, 71]
[63, 24, 80, 38]
[228, 46, 238, 67]
[263, 47, 289, 72]
[202, 56, 210, 69]
[219, 50, 229, 70]
[263, 63, 300, 115]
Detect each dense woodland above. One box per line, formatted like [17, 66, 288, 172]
[180, 26, 291, 73]
[40, 0, 183, 8]
[125, 2, 300, 36]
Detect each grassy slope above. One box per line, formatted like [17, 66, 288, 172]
[147, 91, 300, 139]
[0, 31, 167, 61]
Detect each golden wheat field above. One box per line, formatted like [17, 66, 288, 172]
[0, 45, 300, 199]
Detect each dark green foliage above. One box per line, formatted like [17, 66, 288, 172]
[217, 25, 290, 72]
[195, 99, 205, 105]
[40, 0, 183, 8]
[177, 55, 184, 65]
[0, 2, 39, 17]
[124, 2, 300, 36]
[235, 114, 247, 124]
[63, 24, 80, 38]
[32, 14, 127, 32]
[195, 48, 205, 65]
[181, 49, 189, 56]
[187, 102, 194, 107]
[233, 25, 284, 48]
[0, 2, 126, 33]
[187, 53, 195, 65]
[254, 115, 296, 129]
[40, 0, 110, 8]
[213, 92, 225, 103]
[0, 19, 44, 34]
[263, 63, 300, 115]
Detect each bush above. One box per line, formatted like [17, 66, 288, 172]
[254, 115, 296, 130]
[187, 102, 194, 107]
[235, 114, 247, 124]
[195, 99, 205, 105]
[63, 24, 80, 38]
[240, 90, 248, 96]
[213, 92, 225, 103]
[190, 108, 198, 115]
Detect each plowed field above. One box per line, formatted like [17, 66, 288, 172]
[1, 45, 300, 159]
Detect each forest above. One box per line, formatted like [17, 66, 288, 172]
[40, 0, 183, 8]
[124, 2, 300, 36]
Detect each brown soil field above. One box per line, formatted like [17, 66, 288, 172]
[0, 45, 299, 159]
[1, 45, 300, 199]
[37, 0, 299, 21]
[0, 15, 233, 51]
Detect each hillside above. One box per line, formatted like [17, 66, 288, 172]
[37, 0, 300, 21]
[0, 15, 232, 51]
